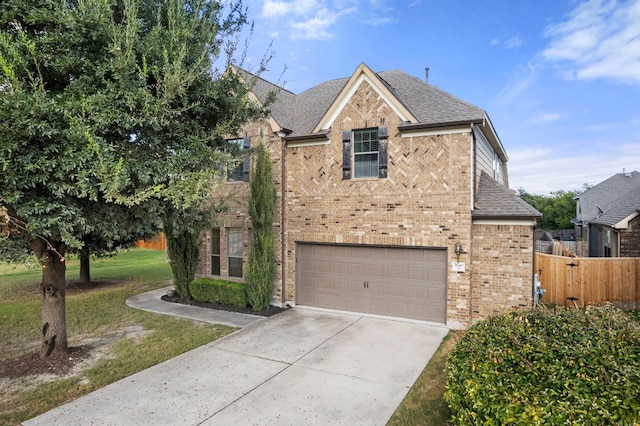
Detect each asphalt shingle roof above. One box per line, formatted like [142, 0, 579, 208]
[591, 185, 640, 226]
[473, 171, 542, 219]
[243, 65, 487, 137]
[576, 171, 640, 223]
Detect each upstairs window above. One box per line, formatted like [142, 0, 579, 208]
[227, 137, 250, 182]
[342, 127, 388, 179]
[354, 128, 379, 178]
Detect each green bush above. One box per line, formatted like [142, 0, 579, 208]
[445, 305, 640, 425]
[188, 278, 247, 308]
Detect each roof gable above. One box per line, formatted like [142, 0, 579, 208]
[591, 185, 640, 228]
[576, 171, 640, 223]
[473, 171, 541, 219]
[313, 63, 417, 133]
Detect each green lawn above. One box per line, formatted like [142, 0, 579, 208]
[0, 249, 236, 425]
[387, 331, 462, 426]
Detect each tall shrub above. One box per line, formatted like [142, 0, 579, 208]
[163, 211, 201, 300]
[246, 143, 276, 310]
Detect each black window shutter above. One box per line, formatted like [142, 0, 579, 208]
[342, 130, 351, 180]
[378, 126, 388, 178]
[242, 136, 250, 182]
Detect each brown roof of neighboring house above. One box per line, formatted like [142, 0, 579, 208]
[473, 171, 542, 219]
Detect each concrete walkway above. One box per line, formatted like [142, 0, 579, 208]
[24, 288, 449, 426]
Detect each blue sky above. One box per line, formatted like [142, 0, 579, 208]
[236, 0, 640, 194]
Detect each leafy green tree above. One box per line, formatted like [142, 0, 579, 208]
[246, 143, 277, 310]
[518, 188, 578, 230]
[1, 0, 266, 358]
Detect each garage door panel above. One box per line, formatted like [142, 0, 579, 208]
[367, 281, 385, 295]
[296, 244, 447, 323]
[428, 269, 446, 282]
[407, 267, 424, 280]
[369, 264, 385, 277]
[387, 283, 407, 297]
[388, 266, 405, 279]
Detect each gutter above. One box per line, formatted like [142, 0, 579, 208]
[284, 130, 330, 144]
[398, 118, 484, 132]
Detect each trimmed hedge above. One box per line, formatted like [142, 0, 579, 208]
[188, 278, 247, 308]
[445, 305, 640, 425]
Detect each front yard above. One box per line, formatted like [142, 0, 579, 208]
[0, 249, 235, 425]
[4, 249, 638, 425]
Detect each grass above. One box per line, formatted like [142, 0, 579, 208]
[387, 330, 464, 426]
[0, 249, 236, 425]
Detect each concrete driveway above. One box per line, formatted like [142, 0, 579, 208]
[24, 309, 448, 426]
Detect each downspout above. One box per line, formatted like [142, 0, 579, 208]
[469, 124, 476, 324]
[532, 221, 538, 307]
[280, 136, 287, 306]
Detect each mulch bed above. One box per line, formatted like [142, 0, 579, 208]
[160, 294, 288, 317]
[0, 346, 92, 379]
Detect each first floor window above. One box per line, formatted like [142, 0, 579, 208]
[228, 227, 243, 278]
[211, 228, 220, 275]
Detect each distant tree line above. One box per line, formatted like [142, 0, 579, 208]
[517, 185, 590, 230]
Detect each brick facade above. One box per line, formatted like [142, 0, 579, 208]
[620, 215, 640, 257]
[195, 65, 538, 327]
[282, 80, 475, 324]
[471, 223, 535, 319]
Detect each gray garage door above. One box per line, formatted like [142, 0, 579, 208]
[296, 244, 447, 323]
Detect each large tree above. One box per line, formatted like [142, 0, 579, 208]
[0, 0, 266, 359]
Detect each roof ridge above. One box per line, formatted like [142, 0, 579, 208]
[380, 69, 486, 114]
[238, 67, 296, 96]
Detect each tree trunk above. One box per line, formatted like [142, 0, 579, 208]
[31, 238, 68, 359]
[79, 245, 91, 284]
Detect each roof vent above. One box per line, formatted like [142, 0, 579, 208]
[425, 67, 430, 83]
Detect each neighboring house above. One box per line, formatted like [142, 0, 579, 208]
[574, 171, 640, 257]
[196, 63, 541, 327]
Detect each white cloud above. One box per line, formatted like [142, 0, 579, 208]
[258, 0, 386, 40]
[490, 36, 524, 49]
[530, 112, 564, 124]
[261, 0, 320, 18]
[291, 8, 339, 40]
[366, 16, 393, 26]
[504, 36, 524, 49]
[542, 0, 640, 85]
[508, 142, 640, 194]
[495, 62, 538, 104]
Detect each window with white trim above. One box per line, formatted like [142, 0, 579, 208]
[227, 227, 243, 278]
[342, 126, 388, 179]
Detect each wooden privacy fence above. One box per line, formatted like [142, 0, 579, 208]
[135, 233, 166, 250]
[535, 253, 640, 309]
